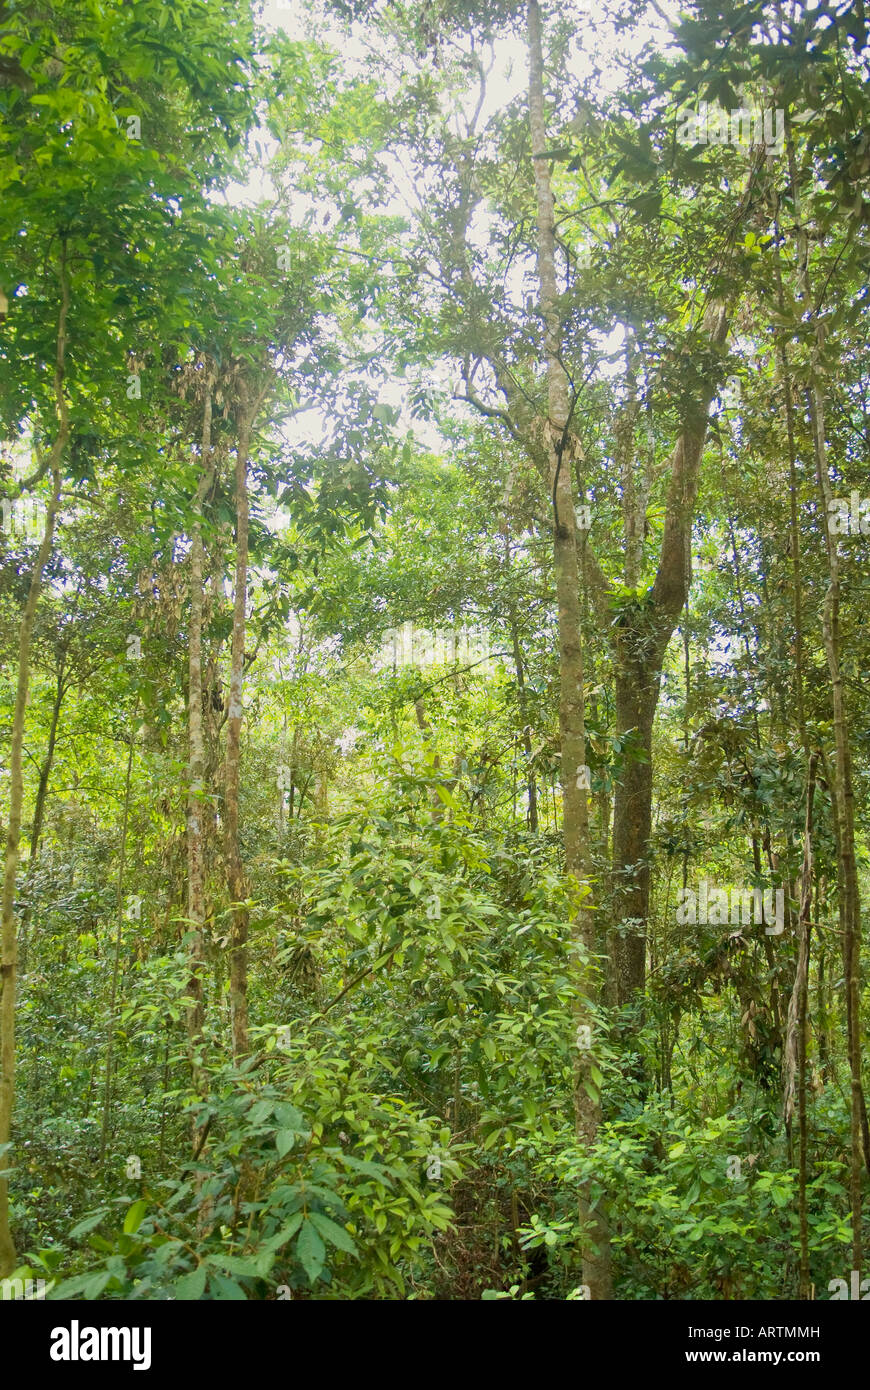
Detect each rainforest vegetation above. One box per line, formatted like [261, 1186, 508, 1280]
[1, 0, 870, 1302]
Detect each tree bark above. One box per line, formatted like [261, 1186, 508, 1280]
[186, 379, 215, 1059]
[29, 658, 65, 865]
[18, 652, 67, 975]
[99, 720, 136, 1163]
[785, 112, 865, 1267]
[507, 588, 538, 832]
[608, 303, 729, 1008]
[225, 379, 267, 1063]
[783, 753, 817, 1299]
[528, 0, 611, 1299]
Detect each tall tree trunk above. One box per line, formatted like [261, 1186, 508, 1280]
[18, 654, 67, 975]
[816, 879, 834, 1084]
[0, 245, 69, 1277]
[603, 152, 764, 1011]
[99, 720, 136, 1163]
[507, 593, 538, 832]
[772, 231, 809, 758]
[225, 381, 265, 1063]
[783, 753, 817, 1299]
[28, 658, 65, 866]
[785, 113, 865, 1267]
[186, 379, 215, 1064]
[610, 669, 658, 1011]
[527, 0, 611, 1299]
[607, 316, 728, 1009]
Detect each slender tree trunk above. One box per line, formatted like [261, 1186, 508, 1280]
[785, 114, 865, 1267]
[18, 658, 67, 975]
[772, 232, 809, 757]
[816, 878, 834, 1083]
[528, 0, 611, 1298]
[0, 245, 69, 1276]
[29, 661, 65, 865]
[225, 383, 264, 1063]
[99, 721, 136, 1163]
[186, 380, 215, 1064]
[783, 753, 817, 1299]
[288, 724, 298, 821]
[507, 593, 538, 831]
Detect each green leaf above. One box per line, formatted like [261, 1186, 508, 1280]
[434, 784, 462, 813]
[175, 1265, 207, 1300]
[83, 1271, 113, 1300]
[69, 1210, 107, 1238]
[276, 1128, 297, 1157]
[208, 1273, 247, 1300]
[263, 1214, 303, 1251]
[48, 1274, 96, 1299]
[273, 1103, 303, 1129]
[123, 1200, 148, 1234]
[309, 1211, 357, 1256]
[297, 1218, 326, 1282]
